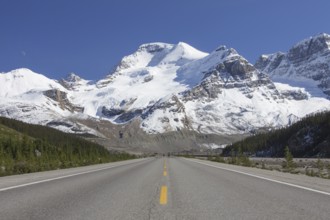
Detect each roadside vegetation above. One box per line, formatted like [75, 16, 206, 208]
[205, 152, 330, 179]
[179, 145, 330, 179]
[223, 111, 330, 158]
[0, 117, 136, 177]
[201, 111, 329, 179]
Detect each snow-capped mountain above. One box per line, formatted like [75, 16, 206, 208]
[1, 38, 330, 151]
[59, 72, 93, 91]
[72, 42, 208, 121]
[255, 33, 330, 98]
[0, 68, 64, 97]
[144, 45, 329, 134]
[0, 69, 98, 135]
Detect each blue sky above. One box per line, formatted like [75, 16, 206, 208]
[1, 0, 330, 80]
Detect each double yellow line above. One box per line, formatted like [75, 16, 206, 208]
[160, 160, 168, 205]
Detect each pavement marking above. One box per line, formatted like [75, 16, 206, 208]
[163, 171, 167, 176]
[0, 159, 150, 192]
[159, 186, 168, 205]
[184, 158, 330, 196]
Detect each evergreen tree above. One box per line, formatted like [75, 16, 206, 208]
[0, 116, 136, 176]
[283, 146, 295, 171]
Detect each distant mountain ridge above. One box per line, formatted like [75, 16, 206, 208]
[1, 35, 330, 151]
[255, 33, 330, 98]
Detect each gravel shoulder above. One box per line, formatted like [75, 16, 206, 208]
[186, 158, 330, 194]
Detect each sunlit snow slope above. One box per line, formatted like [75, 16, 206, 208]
[1, 38, 330, 141]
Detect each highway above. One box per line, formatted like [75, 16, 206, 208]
[1, 157, 330, 220]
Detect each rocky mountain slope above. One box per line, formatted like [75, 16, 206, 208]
[1, 36, 330, 152]
[255, 33, 330, 98]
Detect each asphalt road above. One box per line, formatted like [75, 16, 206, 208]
[1, 157, 329, 220]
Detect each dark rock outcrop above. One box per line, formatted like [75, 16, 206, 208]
[101, 107, 125, 117]
[43, 89, 84, 112]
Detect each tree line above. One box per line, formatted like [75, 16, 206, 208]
[223, 111, 330, 158]
[0, 117, 135, 176]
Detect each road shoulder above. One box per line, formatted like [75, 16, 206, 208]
[183, 158, 330, 195]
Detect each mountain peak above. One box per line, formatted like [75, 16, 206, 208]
[158, 42, 208, 66]
[313, 32, 330, 40]
[176, 44, 252, 87]
[110, 42, 174, 73]
[9, 68, 36, 77]
[137, 42, 173, 53]
[174, 41, 208, 59]
[214, 45, 227, 52]
[255, 33, 330, 98]
[288, 33, 330, 62]
[108, 41, 207, 76]
[65, 73, 82, 82]
[295, 33, 330, 47]
[2, 37, 330, 147]
[0, 68, 65, 97]
[59, 72, 91, 91]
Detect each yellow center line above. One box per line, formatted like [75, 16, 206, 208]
[159, 186, 168, 205]
[160, 159, 168, 205]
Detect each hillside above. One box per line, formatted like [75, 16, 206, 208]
[223, 111, 330, 158]
[0, 117, 135, 176]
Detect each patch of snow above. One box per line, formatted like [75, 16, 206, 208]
[201, 143, 227, 149]
[272, 76, 327, 98]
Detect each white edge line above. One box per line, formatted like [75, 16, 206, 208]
[0, 158, 149, 192]
[184, 158, 330, 196]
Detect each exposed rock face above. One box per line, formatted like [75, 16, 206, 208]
[1, 38, 330, 151]
[46, 120, 73, 128]
[280, 90, 309, 100]
[222, 58, 255, 78]
[287, 34, 330, 63]
[93, 41, 328, 136]
[141, 95, 191, 133]
[115, 109, 143, 123]
[43, 89, 83, 113]
[143, 75, 154, 82]
[59, 73, 93, 92]
[100, 97, 142, 123]
[59, 73, 82, 90]
[255, 33, 330, 98]
[143, 96, 186, 118]
[255, 53, 285, 73]
[182, 75, 223, 100]
[101, 107, 125, 117]
[182, 50, 279, 101]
